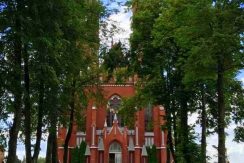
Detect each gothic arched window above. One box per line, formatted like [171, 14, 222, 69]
[106, 95, 123, 127]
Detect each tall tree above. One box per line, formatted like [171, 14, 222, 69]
[153, 0, 243, 162]
[0, 0, 24, 162]
[60, 0, 102, 162]
[130, 0, 201, 162]
[102, 42, 130, 74]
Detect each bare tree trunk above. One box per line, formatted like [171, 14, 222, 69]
[179, 86, 189, 163]
[23, 45, 32, 163]
[63, 81, 76, 163]
[32, 80, 44, 163]
[165, 68, 176, 163]
[172, 105, 177, 163]
[46, 106, 58, 163]
[201, 85, 207, 163]
[217, 57, 226, 163]
[63, 104, 75, 163]
[52, 124, 58, 163]
[50, 108, 58, 163]
[167, 125, 176, 163]
[46, 133, 53, 163]
[165, 101, 174, 163]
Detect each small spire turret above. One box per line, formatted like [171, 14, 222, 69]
[113, 113, 118, 123]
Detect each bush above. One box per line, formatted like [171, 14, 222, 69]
[147, 145, 158, 163]
[71, 141, 86, 163]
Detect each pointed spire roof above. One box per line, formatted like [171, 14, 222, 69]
[85, 145, 91, 156]
[128, 137, 135, 151]
[141, 145, 148, 156]
[92, 104, 96, 110]
[98, 137, 104, 151]
[113, 113, 118, 123]
[104, 119, 107, 127]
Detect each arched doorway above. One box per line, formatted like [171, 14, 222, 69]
[109, 141, 122, 163]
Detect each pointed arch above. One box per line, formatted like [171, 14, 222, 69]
[106, 94, 124, 127]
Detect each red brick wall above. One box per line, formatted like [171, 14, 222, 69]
[57, 81, 169, 163]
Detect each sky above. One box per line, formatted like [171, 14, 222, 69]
[14, 0, 244, 162]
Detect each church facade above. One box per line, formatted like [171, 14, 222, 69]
[57, 76, 167, 163]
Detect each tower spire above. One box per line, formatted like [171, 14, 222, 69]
[104, 119, 107, 127]
[113, 113, 118, 123]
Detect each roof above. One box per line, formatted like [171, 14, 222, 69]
[141, 145, 148, 156]
[85, 145, 91, 156]
[98, 137, 104, 151]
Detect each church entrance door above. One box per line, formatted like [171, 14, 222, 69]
[109, 142, 122, 163]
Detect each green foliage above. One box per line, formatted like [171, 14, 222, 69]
[130, 0, 162, 76]
[15, 157, 22, 163]
[71, 141, 86, 163]
[228, 79, 244, 142]
[0, 135, 6, 149]
[101, 42, 130, 75]
[131, 0, 244, 162]
[234, 127, 244, 143]
[146, 145, 157, 163]
[100, 41, 131, 83]
[119, 97, 136, 129]
[37, 157, 45, 163]
[0, 0, 103, 162]
[175, 129, 202, 163]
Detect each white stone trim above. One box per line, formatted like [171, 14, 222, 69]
[100, 84, 133, 87]
[136, 126, 139, 146]
[58, 146, 76, 149]
[77, 131, 86, 136]
[92, 126, 95, 146]
[162, 131, 165, 146]
[157, 147, 166, 149]
[145, 132, 154, 136]
[134, 146, 142, 149]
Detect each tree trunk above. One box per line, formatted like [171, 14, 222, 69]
[201, 85, 207, 163]
[46, 133, 53, 163]
[217, 57, 226, 163]
[165, 72, 176, 163]
[63, 81, 76, 163]
[180, 89, 189, 163]
[7, 1, 22, 161]
[32, 80, 44, 163]
[167, 125, 176, 163]
[23, 45, 32, 163]
[165, 102, 175, 163]
[63, 104, 75, 163]
[52, 125, 58, 163]
[46, 107, 58, 163]
[50, 109, 58, 163]
[172, 106, 177, 163]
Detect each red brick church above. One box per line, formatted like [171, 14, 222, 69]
[57, 76, 167, 163]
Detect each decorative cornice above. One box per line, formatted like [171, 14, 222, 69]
[90, 146, 98, 149]
[145, 132, 154, 136]
[77, 132, 86, 136]
[100, 84, 134, 87]
[134, 146, 142, 149]
[157, 147, 166, 149]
